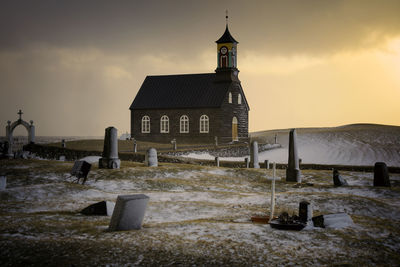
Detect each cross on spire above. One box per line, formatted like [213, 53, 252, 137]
[18, 109, 23, 120]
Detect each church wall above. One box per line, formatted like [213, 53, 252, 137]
[219, 82, 249, 143]
[131, 107, 225, 144]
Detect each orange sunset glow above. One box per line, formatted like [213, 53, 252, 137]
[1, 0, 399, 136]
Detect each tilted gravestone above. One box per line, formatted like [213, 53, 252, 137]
[299, 201, 312, 223]
[374, 162, 390, 187]
[81, 201, 115, 216]
[71, 160, 91, 184]
[99, 126, 121, 169]
[145, 148, 158, 167]
[286, 129, 301, 182]
[333, 169, 348, 186]
[109, 194, 149, 231]
[250, 141, 260, 168]
[0, 175, 6, 190]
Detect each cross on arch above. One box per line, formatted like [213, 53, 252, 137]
[18, 109, 23, 120]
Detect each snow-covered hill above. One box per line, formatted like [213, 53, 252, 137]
[187, 124, 400, 167]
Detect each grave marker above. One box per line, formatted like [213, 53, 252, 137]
[109, 194, 149, 231]
[0, 175, 6, 190]
[250, 141, 260, 168]
[99, 126, 121, 169]
[145, 148, 158, 167]
[286, 129, 301, 182]
[71, 160, 91, 184]
[374, 162, 390, 187]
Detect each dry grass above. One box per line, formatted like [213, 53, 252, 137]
[1, 159, 400, 266]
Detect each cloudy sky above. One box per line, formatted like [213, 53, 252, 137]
[1, 0, 400, 136]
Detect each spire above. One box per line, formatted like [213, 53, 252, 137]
[216, 12, 238, 44]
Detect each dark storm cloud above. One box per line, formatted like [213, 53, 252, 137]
[1, 0, 399, 55]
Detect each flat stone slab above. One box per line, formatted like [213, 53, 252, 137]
[109, 194, 149, 231]
[80, 201, 115, 216]
[312, 213, 354, 229]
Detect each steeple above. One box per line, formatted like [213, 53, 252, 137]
[215, 11, 239, 82]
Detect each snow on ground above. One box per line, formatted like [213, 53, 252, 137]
[1, 159, 400, 265]
[182, 124, 400, 167]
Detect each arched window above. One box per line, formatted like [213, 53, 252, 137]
[160, 115, 169, 133]
[141, 116, 150, 133]
[200, 115, 209, 133]
[180, 115, 189, 133]
[238, 94, 242, 104]
[228, 92, 232, 103]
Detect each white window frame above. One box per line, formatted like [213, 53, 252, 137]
[141, 115, 150, 133]
[180, 115, 189, 133]
[200, 115, 209, 133]
[160, 115, 169, 133]
[228, 92, 232, 103]
[238, 93, 242, 104]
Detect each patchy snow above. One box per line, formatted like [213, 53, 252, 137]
[80, 156, 101, 164]
[1, 157, 400, 265]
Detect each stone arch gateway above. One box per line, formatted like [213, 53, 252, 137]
[5, 110, 35, 156]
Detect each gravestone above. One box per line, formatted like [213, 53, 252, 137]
[81, 201, 115, 216]
[133, 139, 137, 153]
[274, 134, 278, 144]
[299, 201, 312, 223]
[250, 141, 260, 168]
[312, 213, 354, 229]
[171, 139, 177, 151]
[333, 169, 348, 186]
[374, 162, 390, 187]
[264, 159, 269, 169]
[109, 194, 149, 231]
[71, 160, 91, 184]
[244, 157, 249, 168]
[61, 139, 66, 148]
[145, 148, 158, 167]
[286, 129, 301, 182]
[215, 156, 220, 167]
[99, 126, 121, 169]
[59, 155, 66, 161]
[214, 136, 218, 147]
[0, 175, 6, 190]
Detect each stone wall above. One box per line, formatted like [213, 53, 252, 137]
[22, 143, 400, 173]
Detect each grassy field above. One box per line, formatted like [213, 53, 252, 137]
[1, 158, 400, 266]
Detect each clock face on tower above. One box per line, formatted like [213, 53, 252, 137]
[220, 46, 228, 55]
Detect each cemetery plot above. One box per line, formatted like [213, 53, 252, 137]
[0, 159, 399, 266]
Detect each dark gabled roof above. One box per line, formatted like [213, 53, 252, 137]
[216, 25, 238, 44]
[130, 73, 232, 110]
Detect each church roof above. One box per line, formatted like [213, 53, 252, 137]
[130, 73, 232, 110]
[216, 25, 238, 44]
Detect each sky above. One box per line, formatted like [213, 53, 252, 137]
[1, 0, 400, 136]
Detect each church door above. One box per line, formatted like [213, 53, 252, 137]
[232, 117, 238, 141]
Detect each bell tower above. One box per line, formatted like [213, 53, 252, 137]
[215, 11, 239, 82]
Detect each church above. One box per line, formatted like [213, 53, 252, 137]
[129, 19, 250, 144]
